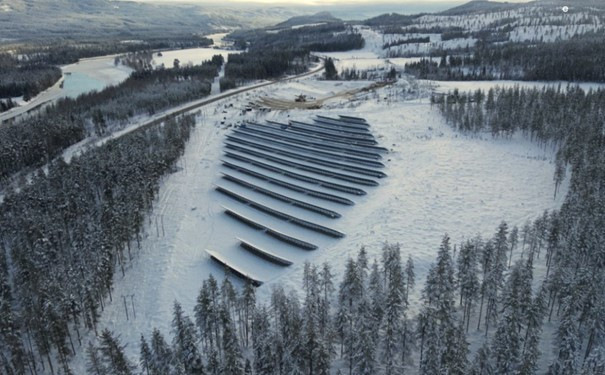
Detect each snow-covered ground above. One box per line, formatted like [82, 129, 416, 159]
[70, 69, 570, 371]
[151, 47, 235, 69]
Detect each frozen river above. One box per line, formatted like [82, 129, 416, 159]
[0, 33, 239, 123]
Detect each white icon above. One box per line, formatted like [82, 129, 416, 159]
[562, 6, 569, 12]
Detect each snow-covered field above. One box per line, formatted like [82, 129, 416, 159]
[70, 70, 569, 371]
[151, 47, 235, 69]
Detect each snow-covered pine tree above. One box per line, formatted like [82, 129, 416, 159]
[252, 305, 275, 375]
[336, 257, 362, 373]
[205, 350, 220, 375]
[86, 341, 108, 375]
[441, 322, 469, 375]
[171, 302, 203, 374]
[508, 225, 519, 268]
[368, 260, 385, 342]
[404, 255, 415, 304]
[518, 285, 547, 375]
[581, 345, 605, 375]
[418, 312, 440, 375]
[457, 239, 479, 332]
[150, 328, 176, 375]
[220, 304, 242, 375]
[548, 297, 580, 375]
[381, 244, 405, 375]
[140, 335, 153, 375]
[469, 342, 493, 375]
[476, 239, 493, 331]
[98, 329, 136, 375]
[240, 281, 256, 348]
[194, 281, 214, 353]
[318, 262, 334, 340]
[302, 263, 322, 375]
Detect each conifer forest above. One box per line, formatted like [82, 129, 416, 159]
[1, 0, 605, 374]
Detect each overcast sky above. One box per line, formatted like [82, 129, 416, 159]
[134, 0, 532, 4]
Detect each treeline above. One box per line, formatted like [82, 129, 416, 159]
[13, 37, 214, 66]
[0, 113, 196, 375]
[339, 66, 398, 81]
[0, 62, 62, 101]
[405, 33, 605, 81]
[86, 213, 583, 375]
[382, 37, 430, 49]
[0, 56, 222, 180]
[228, 23, 363, 52]
[434, 86, 605, 373]
[381, 25, 463, 35]
[221, 49, 310, 88]
[220, 23, 363, 90]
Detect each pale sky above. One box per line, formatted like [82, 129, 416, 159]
[134, 0, 532, 4]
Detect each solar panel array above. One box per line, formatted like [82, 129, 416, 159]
[208, 115, 387, 286]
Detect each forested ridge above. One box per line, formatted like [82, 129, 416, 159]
[219, 23, 364, 90]
[0, 113, 196, 375]
[0, 56, 223, 182]
[405, 32, 605, 82]
[0, 62, 61, 103]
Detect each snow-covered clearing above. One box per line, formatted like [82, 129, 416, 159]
[151, 46, 235, 69]
[70, 70, 569, 371]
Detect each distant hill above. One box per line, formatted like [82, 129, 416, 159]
[440, 0, 527, 15]
[272, 12, 341, 29]
[363, 13, 422, 27]
[0, 0, 304, 42]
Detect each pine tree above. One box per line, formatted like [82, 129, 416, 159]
[368, 260, 385, 341]
[441, 322, 469, 375]
[549, 298, 580, 375]
[324, 58, 338, 80]
[98, 329, 136, 375]
[418, 314, 440, 375]
[491, 310, 520, 374]
[86, 341, 108, 375]
[318, 263, 334, 339]
[518, 286, 547, 375]
[150, 328, 176, 375]
[140, 335, 153, 375]
[205, 350, 220, 375]
[352, 297, 377, 375]
[469, 342, 493, 375]
[381, 244, 405, 375]
[171, 302, 203, 374]
[477, 240, 493, 331]
[508, 226, 519, 268]
[404, 255, 415, 303]
[302, 263, 321, 375]
[582, 345, 605, 375]
[252, 306, 275, 375]
[457, 239, 479, 332]
[221, 305, 242, 375]
[241, 281, 256, 348]
[336, 257, 362, 373]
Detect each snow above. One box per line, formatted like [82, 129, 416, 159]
[69, 72, 569, 372]
[151, 47, 236, 69]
